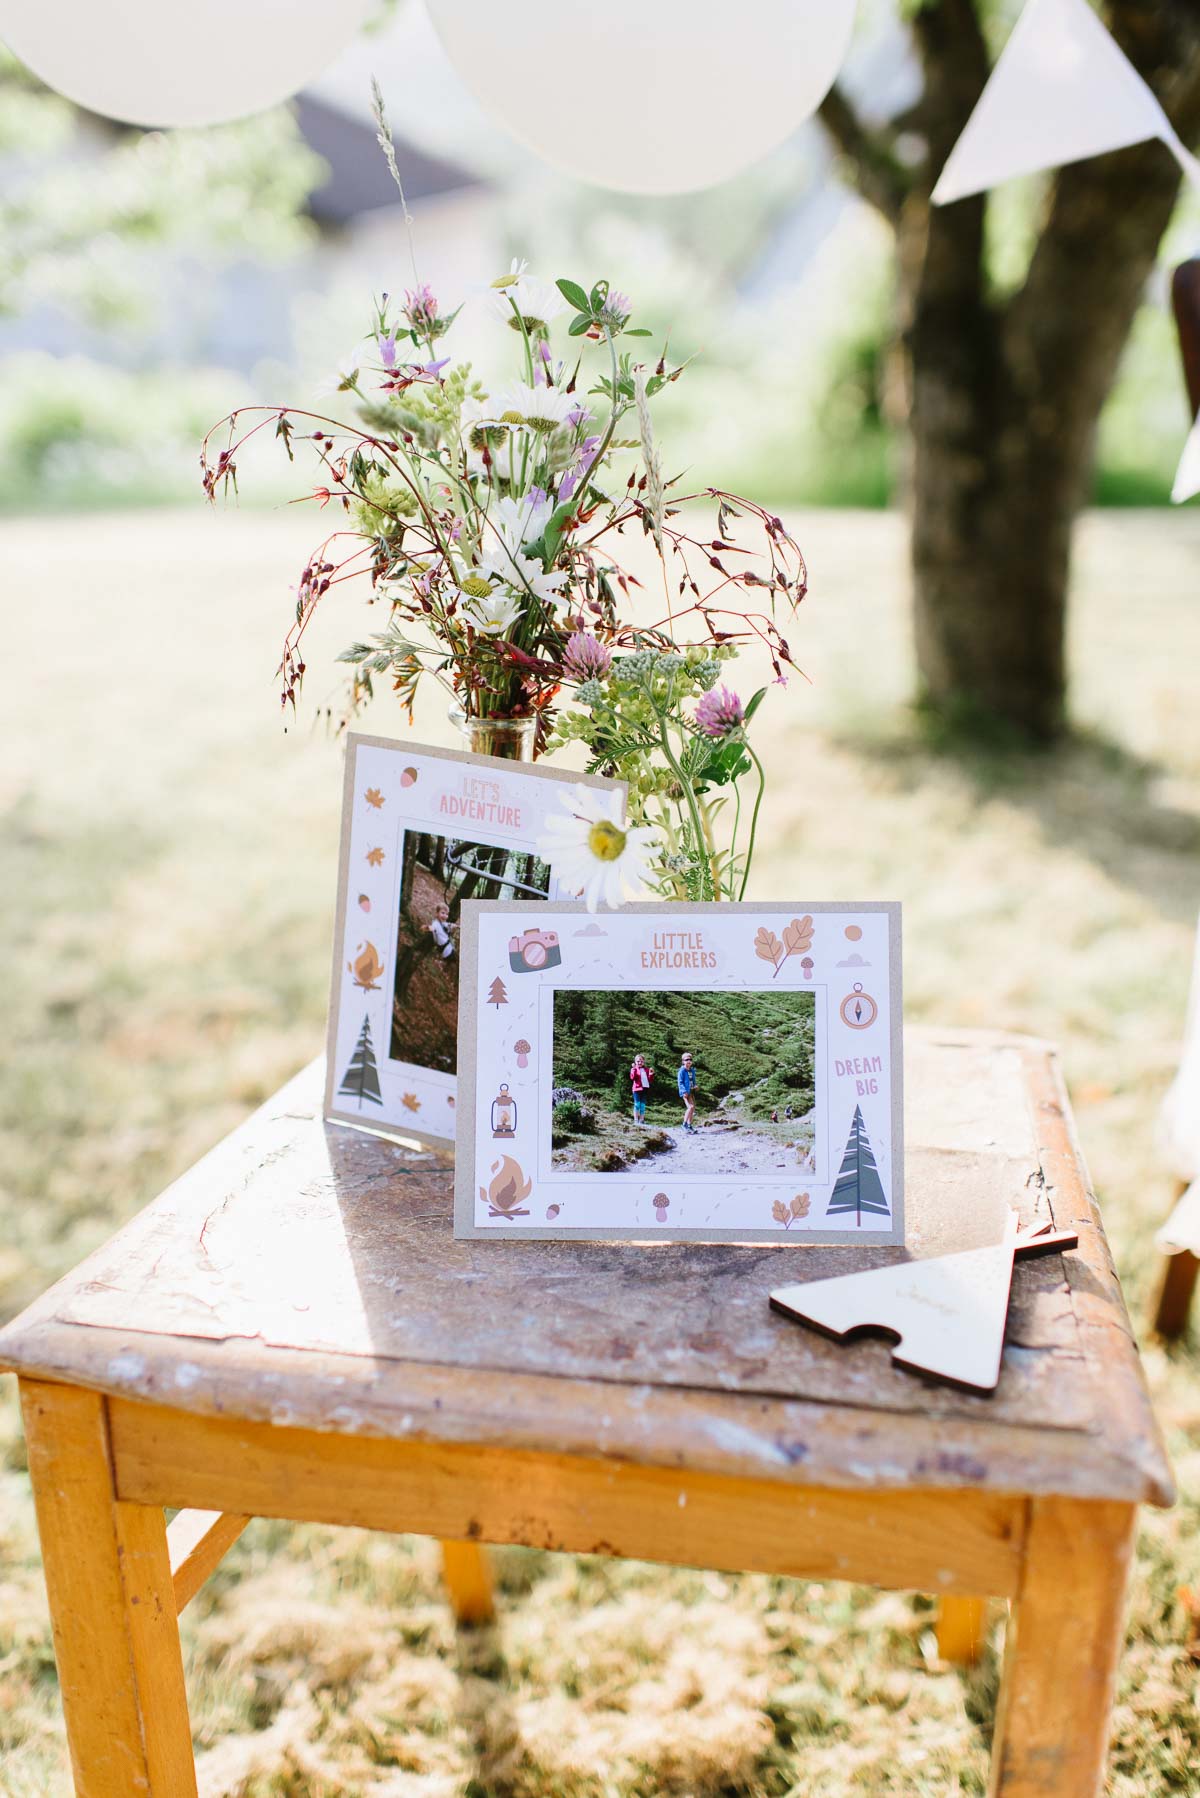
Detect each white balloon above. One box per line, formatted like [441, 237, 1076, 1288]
[0, 0, 372, 129]
[424, 0, 857, 195]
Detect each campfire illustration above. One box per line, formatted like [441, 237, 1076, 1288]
[480, 1155, 533, 1219]
[348, 941, 384, 990]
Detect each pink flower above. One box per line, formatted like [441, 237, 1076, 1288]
[403, 284, 439, 331]
[694, 685, 744, 739]
[562, 631, 612, 682]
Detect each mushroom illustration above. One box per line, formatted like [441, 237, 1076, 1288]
[653, 1193, 670, 1223]
[800, 956, 814, 980]
[513, 1039, 532, 1069]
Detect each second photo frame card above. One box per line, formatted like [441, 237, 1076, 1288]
[455, 900, 903, 1243]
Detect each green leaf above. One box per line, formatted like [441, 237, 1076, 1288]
[743, 687, 768, 724]
[568, 314, 592, 336]
[524, 495, 578, 568]
[556, 278, 590, 312]
[692, 739, 752, 793]
[590, 280, 608, 312]
[624, 327, 653, 337]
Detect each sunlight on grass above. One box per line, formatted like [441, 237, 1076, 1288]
[2, 507, 1200, 1794]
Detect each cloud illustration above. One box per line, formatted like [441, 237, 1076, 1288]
[836, 952, 871, 968]
[574, 921, 607, 937]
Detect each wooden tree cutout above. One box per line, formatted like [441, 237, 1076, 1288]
[770, 1215, 1078, 1393]
[337, 1013, 383, 1110]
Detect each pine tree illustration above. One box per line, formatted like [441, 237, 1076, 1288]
[826, 1105, 889, 1225]
[487, 975, 509, 1009]
[338, 1012, 384, 1109]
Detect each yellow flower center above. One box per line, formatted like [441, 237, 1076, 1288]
[491, 272, 519, 288]
[460, 575, 494, 599]
[588, 819, 626, 862]
[499, 410, 524, 425]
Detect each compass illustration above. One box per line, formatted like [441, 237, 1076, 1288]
[839, 982, 878, 1029]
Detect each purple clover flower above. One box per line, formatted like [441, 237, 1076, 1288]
[605, 290, 631, 323]
[403, 284, 439, 330]
[562, 631, 613, 683]
[694, 685, 745, 739]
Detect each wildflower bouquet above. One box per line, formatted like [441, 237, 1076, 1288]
[200, 100, 806, 903]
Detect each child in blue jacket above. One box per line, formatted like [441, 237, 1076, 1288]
[677, 1052, 697, 1133]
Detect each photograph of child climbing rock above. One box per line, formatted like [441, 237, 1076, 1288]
[391, 833, 550, 1073]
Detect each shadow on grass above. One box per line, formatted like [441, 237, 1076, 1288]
[832, 716, 1200, 930]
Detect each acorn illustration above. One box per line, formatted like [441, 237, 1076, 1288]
[653, 1193, 670, 1223]
[400, 767, 418, 787]
[513, 1039, 532, 1069]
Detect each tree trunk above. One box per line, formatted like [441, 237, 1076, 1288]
[823, 1, 1200, 740]
[907, 144, 1191, 737]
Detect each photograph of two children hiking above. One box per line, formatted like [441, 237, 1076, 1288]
[550, 988, 818, 1177]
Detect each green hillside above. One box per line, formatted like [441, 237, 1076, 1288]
[552, 988, 815, 1124]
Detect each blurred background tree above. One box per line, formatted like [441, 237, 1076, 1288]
[819, 0, 1200, 739]
[0, 45, 325, 507]
[2, 2, 1199, 731]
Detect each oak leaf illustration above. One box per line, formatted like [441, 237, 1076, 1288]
[365, 847, 385, 868]
[755, 927, 783, 967]
[401, 1092, 421, 1113]
[783, 916, 814, 957]
[364, 787, 385, 809]
[790, 1192, 811, 1219]
[771, 1199, 790, 1225]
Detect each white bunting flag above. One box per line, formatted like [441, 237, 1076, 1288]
[933, 0, 1200, 206]
[1172, 411, 1200, 504]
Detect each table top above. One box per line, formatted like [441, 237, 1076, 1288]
[0, 1029, 1173, 1505]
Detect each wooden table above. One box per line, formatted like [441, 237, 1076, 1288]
[0, 1029, 1172, 1798]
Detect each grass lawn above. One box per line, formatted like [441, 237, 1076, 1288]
[2, 504, 1200, 1795]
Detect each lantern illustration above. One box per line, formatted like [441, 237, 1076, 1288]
[491, 1083, 517, 1138]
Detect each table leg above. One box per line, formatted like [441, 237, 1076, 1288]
[989, 1497, 1136, 1798]
[936, 1594, 987, 1665]
[20, 1378, 197, 1798]
[1152, 1248, 1199, 1340]
[440, 1539, 495, 1625]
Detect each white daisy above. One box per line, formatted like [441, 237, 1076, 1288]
[481, 545, 569, 608]
[536, 785, 660, 912]
[490, 268, 566, 336]
[489, 381, 578, 435]
[458, 396, 490, 472]
[491, 489, 555, 551]
[317, 339, 372, 396]
[464, 586, 524, 636]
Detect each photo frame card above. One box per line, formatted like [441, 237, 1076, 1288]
[324, 735, 627, 1148]
[455, 900, 903, 1243]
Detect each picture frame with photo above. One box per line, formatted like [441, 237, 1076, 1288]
[324, 735, 627, 1147]
[454, 900, 903, 1243]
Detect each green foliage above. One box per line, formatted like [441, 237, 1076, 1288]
[551, 1097, 592, 1145]
[552, 988, 816, 1125]
[349, 467, 419, 541]
[0, 352, 259, 511]
[0, 52, 325, 324]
